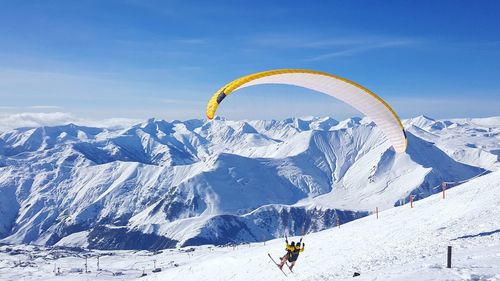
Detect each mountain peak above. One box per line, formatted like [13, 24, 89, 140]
[0, 115, 498, 250]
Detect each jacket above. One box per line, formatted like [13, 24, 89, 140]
[285, 242, 305, 255]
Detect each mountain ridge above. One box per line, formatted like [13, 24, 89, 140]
[0, 116, 498, 249]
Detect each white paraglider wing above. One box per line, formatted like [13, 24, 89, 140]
[206, 69, 407, 153]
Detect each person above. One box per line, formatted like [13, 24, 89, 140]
[278, 235, 305, 271]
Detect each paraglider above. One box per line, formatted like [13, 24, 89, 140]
[278, 235, 304, 271]
[206, 69, 408, 274]
[206, 69, 407, 153]
[267, 235, 305, 275]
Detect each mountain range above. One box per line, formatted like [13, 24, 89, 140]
[0, 115, 498, 250]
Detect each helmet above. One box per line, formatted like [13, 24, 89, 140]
[290, 241, 295, 246]
[296, 242, 301, 247]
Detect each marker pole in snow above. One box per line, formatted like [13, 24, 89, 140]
[447, 246, 452, 268]
[336, 217, 340, 228]
[442, 182, 446, 199]
[376, 207, 378, 219]
[410, 194, 413, 208]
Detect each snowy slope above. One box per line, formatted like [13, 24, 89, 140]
[145, 170, 500, 281]
[0, 116, 497, 249]
[0, 170, 498, 281]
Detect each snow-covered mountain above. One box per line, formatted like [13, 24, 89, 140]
[0, 116, 498, 250]
[1, 168, 498, 281]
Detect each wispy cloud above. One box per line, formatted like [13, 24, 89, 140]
[0, 106, 17, 110]
[249, 33, 421, 61]
[305, 39, 418, 61]
[252, 33, 419, 47]
[251, 35, 371, 49]
[0, 112, 76, 131]
[0, 66, 161, 101]
[29, 105, 63, 110]
[0, 112, 141, 132]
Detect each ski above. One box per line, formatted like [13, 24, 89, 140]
[268, 253, 287, 277]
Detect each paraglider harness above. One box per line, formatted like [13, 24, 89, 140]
[285, 237, 304, 262]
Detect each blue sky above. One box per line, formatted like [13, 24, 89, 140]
[0, 0, 499, 126]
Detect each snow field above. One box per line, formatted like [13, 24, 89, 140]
[2, 169, 495, 281]
[150, 170, 499, 281]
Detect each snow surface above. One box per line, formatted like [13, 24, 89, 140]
[0, 170, 498, 280]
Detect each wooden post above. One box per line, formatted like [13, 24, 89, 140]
[410, 194, 413, 208]
[376, 207, 379, 219]
[447, 246, 452, 268]
[442, 182, 446, 199]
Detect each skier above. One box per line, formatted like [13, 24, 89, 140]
[278, 235, 305, 271]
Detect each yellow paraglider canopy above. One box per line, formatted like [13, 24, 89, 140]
[206, 69, 407, 153]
